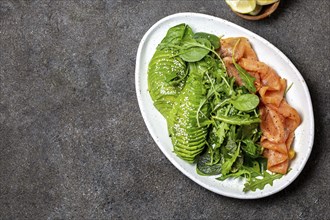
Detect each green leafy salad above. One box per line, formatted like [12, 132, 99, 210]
[147, 24, 282, 192]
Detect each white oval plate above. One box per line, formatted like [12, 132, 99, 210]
[135, 13, 314, 199]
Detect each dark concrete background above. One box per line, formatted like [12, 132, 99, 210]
[0, 0, 329, 219]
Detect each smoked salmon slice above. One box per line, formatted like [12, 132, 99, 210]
[219, 37, 301, 174]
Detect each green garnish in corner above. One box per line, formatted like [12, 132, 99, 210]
[243, 172, 283, 192]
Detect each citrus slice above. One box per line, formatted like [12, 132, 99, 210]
[225, 0, 257, 14]
[249, 4, 262, 15]
[256, 0, 279, 6]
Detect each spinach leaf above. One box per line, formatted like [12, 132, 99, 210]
[182, 25, 194, 41]
[194, 32, 220, 49]
[230, 94, 259, 111]
[179, 38, 212, 62]
[158, 23, 191, 47]
[196, 149, 222, 176]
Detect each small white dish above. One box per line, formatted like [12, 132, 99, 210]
[135, 13, 314, 199]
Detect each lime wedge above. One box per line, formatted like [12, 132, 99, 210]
[256, 0, 279, 6]
[225, 0, 257, 14]
[249, 4, 262, 15]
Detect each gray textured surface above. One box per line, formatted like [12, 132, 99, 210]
[0, 0, 329, 219]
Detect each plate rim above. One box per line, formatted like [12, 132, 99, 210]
[135, 12, 315, 199]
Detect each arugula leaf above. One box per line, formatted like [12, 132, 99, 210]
[242, 158, 267, 177]
[221, 142, 240, 175]
[209, 122, 229, 150]
[243, 172, 283, 192]
[217, 169, 250, 181]
[213, 114, 261, 125]
[284, 82, 293, 96]
[231, 155, 244, 173]
[232, 39, 256, 93]
[232, 60, 256, 93]
[242, 139, 261, 158]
